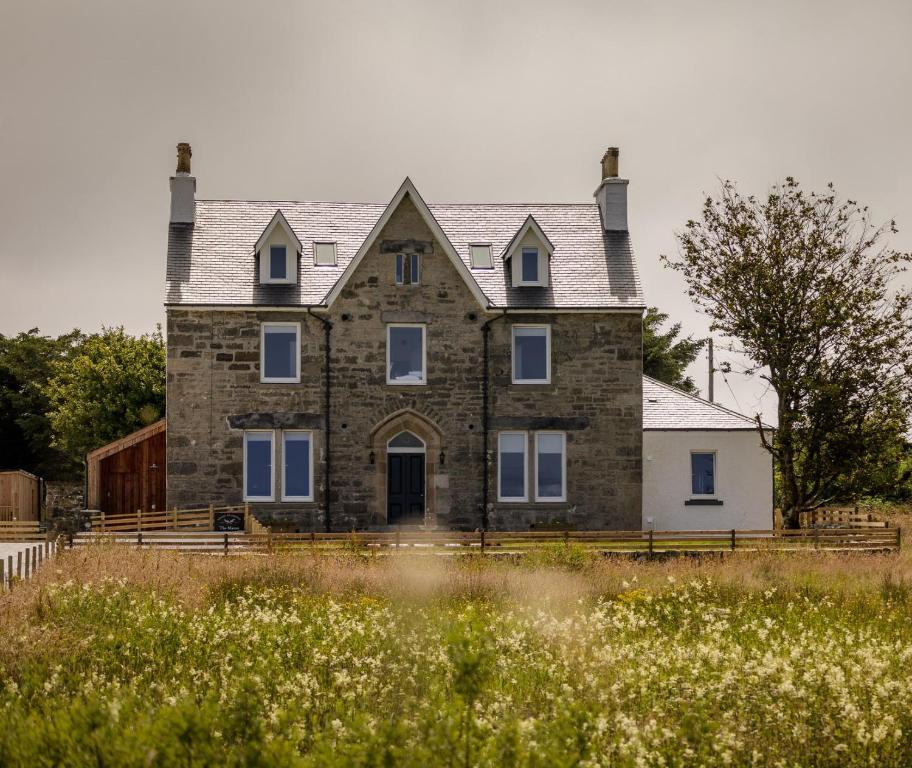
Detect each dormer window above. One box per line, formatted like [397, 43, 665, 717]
[521, 247, 539, 284]
[502, 215, 552, 288]
[255, 210, 301, 285]
[269, 245, 288, 280]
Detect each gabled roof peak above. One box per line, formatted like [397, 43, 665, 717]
[501, 214, 555, 260]
[254, 209, 302, 253]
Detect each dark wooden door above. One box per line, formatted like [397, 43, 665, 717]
[387, 453, 425, 525]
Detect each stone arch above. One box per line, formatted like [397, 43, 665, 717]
[368, 408, 444, 527]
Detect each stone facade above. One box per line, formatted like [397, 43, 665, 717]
[166, 196, 642, 530]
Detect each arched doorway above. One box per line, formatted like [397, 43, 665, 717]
[386, 431, 425, 525]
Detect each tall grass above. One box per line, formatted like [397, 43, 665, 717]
[2, 545, 912, 766]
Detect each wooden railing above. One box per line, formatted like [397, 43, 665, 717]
[800, 507, 888, 529]
[90, 504, 253, 533]
[0, 520, 45, 541]
[68, 527, 901, 554]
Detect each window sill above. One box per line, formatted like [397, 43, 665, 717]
[684, 498, 724, 506]
[260, 379, 301, 385]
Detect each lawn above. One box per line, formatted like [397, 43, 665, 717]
[3, 545, 912, 766]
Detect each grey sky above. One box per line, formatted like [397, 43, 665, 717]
[1, 0, 910, 423]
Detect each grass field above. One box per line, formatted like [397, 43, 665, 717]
[3, 542, 912, 766]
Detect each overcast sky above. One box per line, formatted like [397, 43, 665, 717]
[1, 0, 910, 423]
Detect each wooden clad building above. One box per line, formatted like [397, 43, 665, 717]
[0, 470, 41, 521]
[86, 420, 166, 515]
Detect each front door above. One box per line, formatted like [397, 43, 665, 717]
[387, 453, 425, 525]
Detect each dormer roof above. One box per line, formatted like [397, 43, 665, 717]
[500, 214, 555, 260]
[254, 209, 302, 254]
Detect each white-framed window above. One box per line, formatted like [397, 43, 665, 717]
[498, 431, 528, 502]
[314, 242, 337, 266]
[387, 324, 426, 385]
[691, 452, 716, 496]
[282, 431, 314, 501]
[260, 322, 301, 383]
[470, 244, 493, 269]
[535, 432, 566, 502]
[244, 431, 274, 501]
[512, 325, 551, 384]
[395, 253, 420, 285]
[520, 247, 539, 284]
[269, 245, 287, 280]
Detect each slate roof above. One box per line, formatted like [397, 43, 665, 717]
[165, 195, 644, 309]
[643, 376, 766, 431]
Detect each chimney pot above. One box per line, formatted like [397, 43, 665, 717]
[176, 142, 192, 175]
[601, 147, 619, 180]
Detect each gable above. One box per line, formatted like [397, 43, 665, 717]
[255, 210, 302, 285]
[324, 179, 489, 309]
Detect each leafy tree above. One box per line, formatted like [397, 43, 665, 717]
[44, 327, 166, 460]
[642, 307, 706, 394]
[663, 178, 912, 527]
[0, 329, 84, 479]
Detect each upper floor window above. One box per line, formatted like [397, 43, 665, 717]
[395, 253, 420, 285]
[387, 324, 426, 385]
[314, 242, 337, 266]
[269, 245, 288, 280]
[470, 244, 493, 269]
[521, 247, 539, 284]
[691, 452, 716, 496]
[512, 325, 551, 384]
[261, 322, 300, 383]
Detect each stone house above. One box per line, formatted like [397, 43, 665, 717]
[165, 144, 645, 531]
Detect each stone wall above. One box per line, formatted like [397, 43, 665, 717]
[166, 195, 642, 530]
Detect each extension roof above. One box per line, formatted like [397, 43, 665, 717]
[165, 179, 644, 310]
[642, 376, 771, 431]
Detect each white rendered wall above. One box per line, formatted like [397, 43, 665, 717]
[643, 430, 774, 531]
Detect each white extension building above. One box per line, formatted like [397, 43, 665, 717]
[642, 376, 775, 531]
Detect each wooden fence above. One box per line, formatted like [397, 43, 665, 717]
[68, 526, 901, 555]
[0, 520, 46, 541]
[0, 534, 59, 590]
[89, 504, 257, 533]
[799, 507, 887, 528]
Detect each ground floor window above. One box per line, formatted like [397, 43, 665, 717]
[244, 431, 274, 501]
[691, 452, 716, 495]
[282, 431, 313, 501]
[535, 432, 566, 501]
[498, 431, 528, 501]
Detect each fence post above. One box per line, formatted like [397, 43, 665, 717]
[731, 529, 736, 552]
[0, 558, 4, 591]
[209, 503, 215, 530]
[563, 529, 570, 547]
[38, 544, 43, 567]
[480, 529, 486, 554]
[23, 549, 29, 579]
[172, 507, 178, 530]
[268, 531, 273, 554]
[137, 508, 143, 531]
[138, 531, 143, 548]
[897, 526, 902, 551]
[244, 503, 251, 534]
[32, 546, 37, 573]
[648, 529, 654, 557]
[8, 555, 14, 582]
[100, 510, 105, 532]
[224, 532, 229, 556]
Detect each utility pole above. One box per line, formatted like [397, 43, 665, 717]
[707, 337, 714, 402]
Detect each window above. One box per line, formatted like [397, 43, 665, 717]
[314, 242, 337, 266]
[261, 323, 300, 383]
[244, 431, 274, 501]
[521, 247, 539, 284]
[387, 325, 426, 385]
[395, 253, 420, 285]
[535, 432, 566, 501]
[691, 452, 716, 496]
[388, 431, 426, 451]
[498, 432, 527, 501]
[282, 431, 313, 501]
[512, 325, 550, 384]
[269, 245, 287, 281]
[470, 244, 493, 269]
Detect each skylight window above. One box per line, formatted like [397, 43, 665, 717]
[314, 242, 337, 266]
[470, 244, 493, 269]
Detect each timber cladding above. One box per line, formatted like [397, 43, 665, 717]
[86, 420, 166, 515]
[166, 196, 643, 530]
[0, 470, 41, 522]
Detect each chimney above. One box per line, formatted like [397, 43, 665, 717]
[594, 146, 628, 231]
[169, 142, 195, 224]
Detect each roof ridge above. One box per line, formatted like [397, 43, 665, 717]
[642, 374, 765, 427]
[196, 199, 599, 208]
